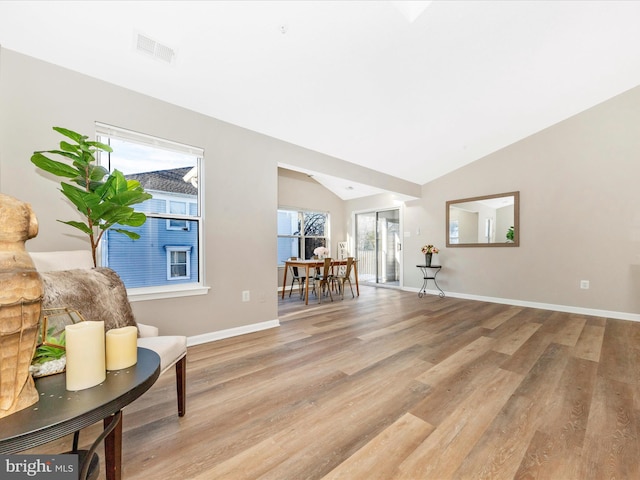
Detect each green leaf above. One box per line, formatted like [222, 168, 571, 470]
[100, 205, 140, 225]
[113, 228, 141, 240]
[88, 165, 109, 182]
[59, 141, 81, 154]
[85, 140, 113, 152]
[124, 211, 147, 227]
[45, 333, 65, 347]
[109, 170, 129, 193]
[79, 143, 94, 154]
[60, 183, 105, 214]
[33, 343, 66, 364]
[31, 153, 80, 178]
[52, 126, 85, 143]
[109, 190, 152, 207]
[94, 173, 116, 198]
[59, 220, 92, 235]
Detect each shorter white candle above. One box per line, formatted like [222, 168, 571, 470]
[106, 326, 138, 370]
[65, 321, 106, 391]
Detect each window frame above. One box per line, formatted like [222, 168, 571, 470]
[95, 122, 208, 300]
[166, 246, 192, 280]
[277, 207, 330, 265]
[167, 200, 191, 231]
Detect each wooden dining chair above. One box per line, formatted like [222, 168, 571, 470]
[288, 257, 306, 298]
[315, 257, 334, 303]
[335, 257, 355, 299]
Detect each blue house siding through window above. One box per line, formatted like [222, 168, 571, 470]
[104, 172, 199, 288]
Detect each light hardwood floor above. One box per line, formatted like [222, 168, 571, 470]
[26, 286, 640, 479]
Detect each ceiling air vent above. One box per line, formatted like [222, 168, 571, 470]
[135, 32, 175, 64]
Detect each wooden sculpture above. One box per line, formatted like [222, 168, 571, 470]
[0, 193, 43, 418]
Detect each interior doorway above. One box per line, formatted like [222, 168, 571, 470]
[355, 208, 401, 287]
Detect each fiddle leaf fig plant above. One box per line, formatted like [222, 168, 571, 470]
[31, 127, 152, 267]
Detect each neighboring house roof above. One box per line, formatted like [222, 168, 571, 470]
[126, 167, 197, 196]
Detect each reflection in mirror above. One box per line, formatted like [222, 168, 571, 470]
[446, 191, 519, 247]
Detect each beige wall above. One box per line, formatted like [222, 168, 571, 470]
[402, 83, 640, 316]
[0, 48, 373, 338]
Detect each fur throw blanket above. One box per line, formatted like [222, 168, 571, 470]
[40, 267, 138, 332]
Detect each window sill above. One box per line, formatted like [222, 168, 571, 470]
[127, 284, 210, 302]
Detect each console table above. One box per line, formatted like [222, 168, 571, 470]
[0, 347, 160, 480]
[417, 264, 445, 298]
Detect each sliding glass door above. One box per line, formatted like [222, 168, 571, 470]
[355, 208, 401, 286]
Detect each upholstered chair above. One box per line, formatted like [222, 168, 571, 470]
[29, 250, 187, 417]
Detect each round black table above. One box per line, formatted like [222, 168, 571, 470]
[0, 347, 160, 480]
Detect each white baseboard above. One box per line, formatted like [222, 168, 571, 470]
[188, 290, 639, 348]
[404, 287, 640, 322]
[187, 319, 280, 347]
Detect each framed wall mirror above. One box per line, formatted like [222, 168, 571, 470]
[446, 191, 519, 247]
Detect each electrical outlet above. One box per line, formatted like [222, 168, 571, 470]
[580, 280, 589, 289]
[242, 290, 250, 302]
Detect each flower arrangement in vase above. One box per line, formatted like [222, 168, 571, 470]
[313, 246, 330, 259]
[421, 244, 439, 266]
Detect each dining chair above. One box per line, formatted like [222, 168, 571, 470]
[315, 257, 334, 303]
[288, 257, 306, 298]
[309, 255, 319, 297]
[335, 257, 355, 299]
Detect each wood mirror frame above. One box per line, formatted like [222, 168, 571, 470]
[446, 191, 519, 247]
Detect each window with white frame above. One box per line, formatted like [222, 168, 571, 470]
[277, 209, 329, 265]
[168, 200, 188, 230]
[95, 123, 203, 291]
[163, 198, 197, 231]
[166, 246, 191, 280]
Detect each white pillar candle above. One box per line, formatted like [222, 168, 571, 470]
[65, 321, 106, 391]
[105, 326, 138, 371]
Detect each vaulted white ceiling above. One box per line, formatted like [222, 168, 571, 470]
[2, 1, 640, 198]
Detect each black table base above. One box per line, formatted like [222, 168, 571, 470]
[417, 264, 445, 298]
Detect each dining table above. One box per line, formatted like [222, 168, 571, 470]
[282, 258, 359, 305]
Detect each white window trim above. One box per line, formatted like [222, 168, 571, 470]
[277, 207, 330, 265]
[95, 122, 203, 156]
[166, 199, 193, 231]
[166, 246, 191, 280]
[128, 284, 210, 302]
[95, 122, 207, 298]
